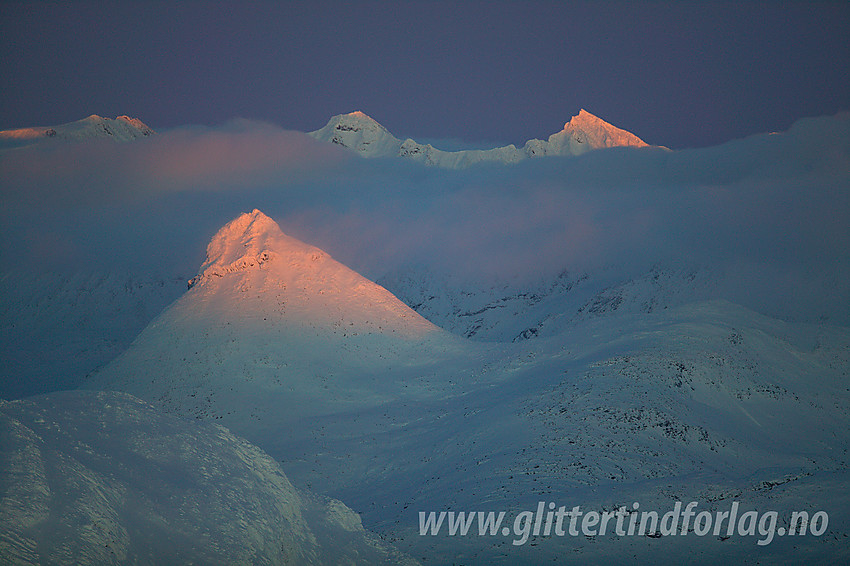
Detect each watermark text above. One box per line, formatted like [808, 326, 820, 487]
[419, 501, 828, 546]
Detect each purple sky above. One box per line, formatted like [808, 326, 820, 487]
[1, 1, 848, 149]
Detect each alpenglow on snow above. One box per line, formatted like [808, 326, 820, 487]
[309, 109, 651, 168]
[0, 115, 154, 148]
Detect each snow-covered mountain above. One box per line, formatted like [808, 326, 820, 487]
[524, 108, 649, 156]
[2, 110, 847, 563]
[0, 114, 154, 148]
[377, 266, 720, 342]
[0, 390, 415, 565]
[85, 209, 468, 427]
[81, 210, 850, 564]
[185, 208, 439, 340]
[309, 109, 650, 168]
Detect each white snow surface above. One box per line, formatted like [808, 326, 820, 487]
[309, 109, 650, 168]
[0, 115, 154, 148]
[1, 111, 848, 564]
[186, 208, 442, 339]
[528, 108, 649, 156]
[82, 210, 850, 564]
[85, 210, 466, 424]
[0, 390, 416, 565]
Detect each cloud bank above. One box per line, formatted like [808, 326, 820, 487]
[1, 114, 848, 320]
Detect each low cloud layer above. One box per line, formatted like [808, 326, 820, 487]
[2, 114, 848, 320]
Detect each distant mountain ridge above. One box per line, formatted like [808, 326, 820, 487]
[0, 114, 154, 148]
[310, 109, 651, 168]
[1, 109, 648, 167]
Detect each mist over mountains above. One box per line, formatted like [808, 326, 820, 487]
[308, 109, 650, 167]
[2, 110, 847, 315]
[1, 109, 849, 564]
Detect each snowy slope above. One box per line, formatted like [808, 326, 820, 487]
[378, 266, 721, 343]
[0, 270, 187, 399]
[309, 110, 651, 168]
[393, 300, 850, 564]
[82, 211, 850, 564]
[2, 110, 846, 564]
[0, 390, 416, 565]
[0, 115, 154, 149]
[85, 209, 470, 427]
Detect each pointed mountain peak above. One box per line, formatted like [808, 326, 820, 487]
[565, 109, 605, 128]
[320, 110, 388, 131]
[211, 209, 283, 246]
[182, 208, 439, 336]
[555, 109, 648, 150]
[309, 111, 401, 157]
[347, 110, 373, 120]
[190, 209, 325, 287]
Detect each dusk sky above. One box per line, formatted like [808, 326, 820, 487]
[1, 1, 849, 149]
